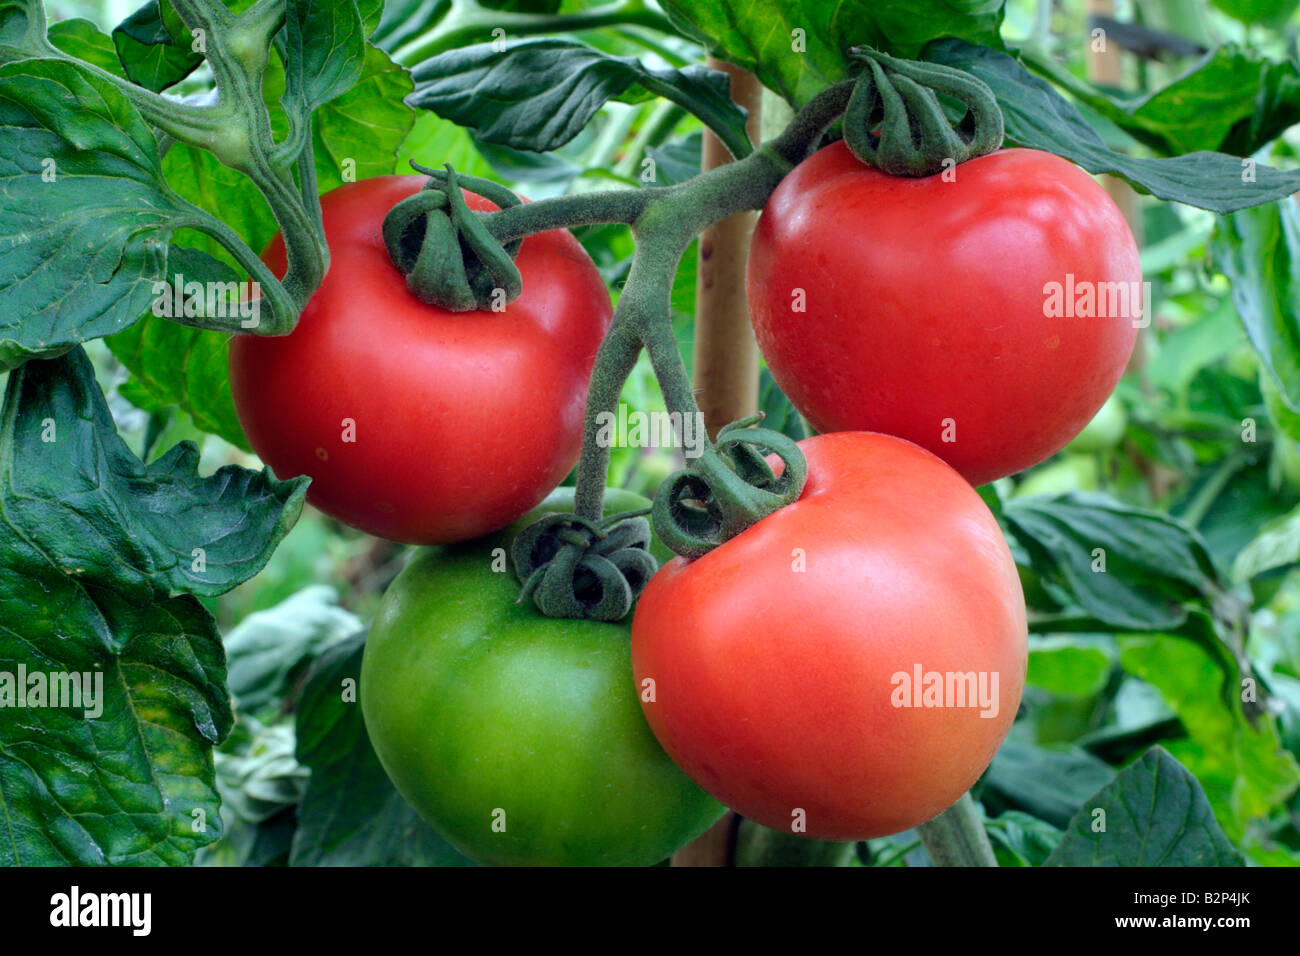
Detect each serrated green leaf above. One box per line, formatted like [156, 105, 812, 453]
[926, 39, 1300, 214]
[659, 0, 1004, 106]
[1044, 747, 1244, 866]
[48, 18, 125, 76]
[0, 348, 304, 864]
[409, 38, 750, 156]
[0, 57, 192, 369]
[1211, 199, 1300, 413]
[112, 0, 202, 93]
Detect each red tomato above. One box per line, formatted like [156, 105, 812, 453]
[631, 432, 1027, 840]
[747, 142, 1140, 486]
[229, 176, 612, 544]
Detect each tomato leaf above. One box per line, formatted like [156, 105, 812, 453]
[658, 0, 1004, 107]
[370, 0, 450, 50]
[408, 38, 752, 158]
[107, 248, 251, 451]
[1210, 199, 1300, 414]
[1027, 44, 1300, 159]
[281, 0, 367, 115]
[112, 0, 202, 93]
[0, 57, 196, 371]
[1119, 636, 1300, 841]
[48, 17, 127, 76]
[1005, 492, 1226, 632]
[0, 348, 305, 865]
[290, 633, 475, 866]
[1044, 746, 1244, 865]
[0, 0, 49, 63]
[224, 585, 360, 719]
[925, 38, 1300, 214]
[983, 742, 1116, 829]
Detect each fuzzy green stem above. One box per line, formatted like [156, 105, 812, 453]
[916, 794, 998, 867]
[488, 86, 850, 532]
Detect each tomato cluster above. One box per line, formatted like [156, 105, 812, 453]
[236, 139, 1138, 863]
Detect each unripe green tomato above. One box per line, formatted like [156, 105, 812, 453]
[1064, 393, 1127, 454]
[1012, 455, 1101, 498]
[360, 488, 723, 866]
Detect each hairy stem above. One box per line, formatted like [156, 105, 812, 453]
[916, 794, 998, 867]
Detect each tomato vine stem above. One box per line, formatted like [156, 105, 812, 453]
[916, 794, 999, 866]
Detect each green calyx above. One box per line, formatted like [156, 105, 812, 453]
[381, 163, 525, 312]
[843, 47, 1004, 177]
[653, 415, 807, 560]
[513, 510, 659, 622]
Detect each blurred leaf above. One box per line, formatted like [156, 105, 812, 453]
[291, 634, 475, 866]
[1145, 302, 1242, 398]
[1232, 505, 1300, 582]
[398, 111, 493, 178]
[1035, 45, 1300, 158]
[371, 0, 450, 49]
[409, 39, 751, 156]
[644, 130, 703, 186]
[1121, 636, 1300, 841]
[224, 585, 361, 717]
[659, 0, 1004, 106]
[472, 136, 584, 183]
[1045, 747, 1244, 866]
[1211, 0, 1300, 28]
[758, 366, 807, 442]
[926, 39, 1300, 214]
[1028, 637, 1113, 697]
[983, 742, 1116, 828]
[1211, 199, 1300, 414]
[213, 719, 308, 825]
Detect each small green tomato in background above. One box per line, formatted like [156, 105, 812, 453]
[1013, 455, 1102, 498]
[1064, 393, 1128, 455]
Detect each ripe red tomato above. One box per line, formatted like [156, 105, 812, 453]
[631, 431, 1027, 840]
[229, 176, 612, 544]
[747, 142, 1140, 486]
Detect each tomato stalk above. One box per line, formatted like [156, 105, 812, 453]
[916, 794, 998, 866]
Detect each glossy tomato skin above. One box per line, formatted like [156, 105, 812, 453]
[229, 176, 612, 544]
[748, 143, 1140, 486]
[360, 489, 726, 866]
[631, 432, 1028, 841]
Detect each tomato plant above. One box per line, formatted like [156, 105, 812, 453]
[748, 143, 1141, 486]
[632, 432, 1028, 839]
[229, 176, 612, 544]
[3, 0, 1299, 885]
